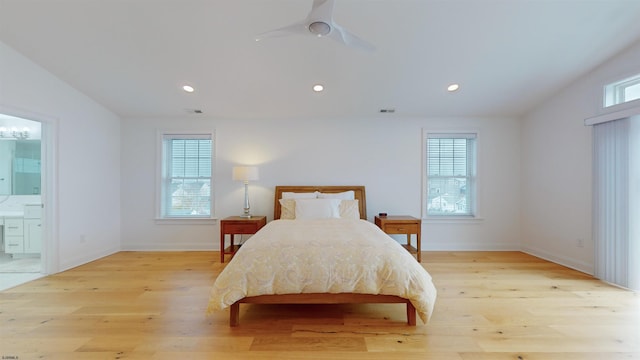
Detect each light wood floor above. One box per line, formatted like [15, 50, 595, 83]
[1, 251, 638, 359]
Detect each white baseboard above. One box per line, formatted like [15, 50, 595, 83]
[58, 246, 120, 273]
[521, 245, 594, 276]
[424, 243, 520, 251]
[121, 243, 215, 251]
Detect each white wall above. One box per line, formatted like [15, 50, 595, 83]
[3, 35, 638, 273]
[120, 116, 521, 251]
[0, 42, 122, 272]
[521, 39, 640, 274]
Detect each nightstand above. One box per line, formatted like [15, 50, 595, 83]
[219, 216, 267, 263]
[374, 215, 422, 262]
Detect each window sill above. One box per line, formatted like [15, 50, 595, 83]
[155, 217, 218, 225]
[422, 216, 484, 224]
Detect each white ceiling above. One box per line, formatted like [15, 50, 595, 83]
[1, 0, 640, 119]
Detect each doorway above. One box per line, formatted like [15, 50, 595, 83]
[0, 113, 45, 290]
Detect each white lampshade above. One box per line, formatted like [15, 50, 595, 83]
[232, 166, 259, 182]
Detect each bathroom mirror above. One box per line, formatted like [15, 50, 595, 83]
[0, 140, 41, 195]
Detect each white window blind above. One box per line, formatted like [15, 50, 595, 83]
[425, 133, 477, 217]
[593, 116, 639, 290]
[160, 133, 213, 219]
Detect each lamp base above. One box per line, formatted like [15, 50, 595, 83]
[240, 207, 251, 218]
[239, 181, 253, 218]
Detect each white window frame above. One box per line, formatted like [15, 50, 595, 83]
[604, 73, 640, 108]
[155, 130, 216, 224]
[422, 129, 479, 221]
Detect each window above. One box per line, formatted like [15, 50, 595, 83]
[158, 132, 214, 220]
[604, 74, 640, 108]
[424, 132, 477, 217]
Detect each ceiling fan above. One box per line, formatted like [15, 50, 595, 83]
[256, 0, 375, 52]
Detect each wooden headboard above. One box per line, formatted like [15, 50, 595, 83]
[274, 186, 367, 220]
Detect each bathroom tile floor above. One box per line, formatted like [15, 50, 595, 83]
[0, 252, 43, 291]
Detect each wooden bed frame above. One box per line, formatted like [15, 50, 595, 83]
[229, 185, 417, 326]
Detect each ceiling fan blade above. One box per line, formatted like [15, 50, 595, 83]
[330, 23, 376, 52]
[308, 0, 335, 22]
[255, 21, 308, 42]
[257, 0, 333, 42]
[256, 0, 374, 51]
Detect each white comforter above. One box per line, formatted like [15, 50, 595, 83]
[207, 219, 437, 323]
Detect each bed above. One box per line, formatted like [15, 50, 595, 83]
[207, 185, 437, 326]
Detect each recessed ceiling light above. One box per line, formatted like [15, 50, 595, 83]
[313, 84, 324, 92]
[182, 85, 195, 93]
[447, 83, 460, 92]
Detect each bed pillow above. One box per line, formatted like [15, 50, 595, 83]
[278, 198, 296, 220]
[317, 190, 355, 200]
[294, 198, 341, 219]
[339, 199, 360, 219]
[281, 191, 318, 199]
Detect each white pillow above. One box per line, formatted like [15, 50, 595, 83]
[339, 199, 360, 219]
[294, 199, 341, 219]
[282, 191, 318, 199]
[318, 190, 355, 200]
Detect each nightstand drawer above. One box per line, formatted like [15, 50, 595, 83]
[383, 223, 419, 234]
[224, 223, 261, 234]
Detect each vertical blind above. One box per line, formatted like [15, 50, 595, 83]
[593, 116, 639, 290]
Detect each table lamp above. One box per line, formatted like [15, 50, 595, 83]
[232, 166, 259, 218]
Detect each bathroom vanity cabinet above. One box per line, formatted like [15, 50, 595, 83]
[1, 204, 41, 255]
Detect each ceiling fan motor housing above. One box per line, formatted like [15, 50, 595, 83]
[309, 21, 331, 36]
